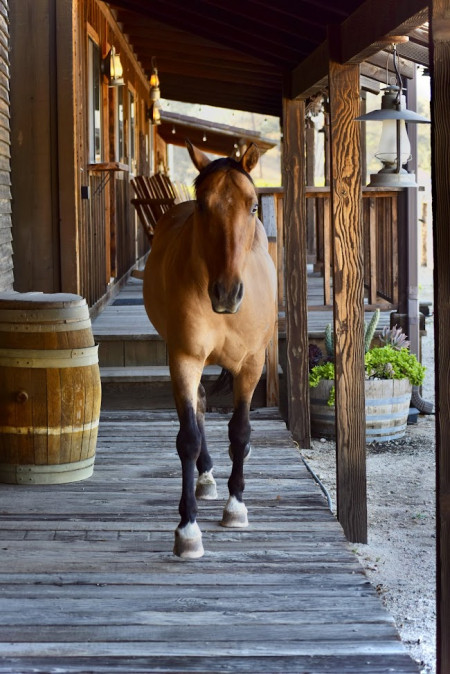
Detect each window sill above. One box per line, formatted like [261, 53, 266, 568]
[87, 162, 129, 172]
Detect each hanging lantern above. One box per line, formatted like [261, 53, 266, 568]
[355, 44, 430, 187]
[101, 45, 124, 87]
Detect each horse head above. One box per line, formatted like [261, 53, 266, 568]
[186, 140, 260, 314]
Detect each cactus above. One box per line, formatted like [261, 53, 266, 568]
[325, 308, 380, 359]
[364, 308, 380, 353]
[324, 323, 334, 359]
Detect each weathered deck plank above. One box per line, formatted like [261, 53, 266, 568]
[0, 410, 418, 673]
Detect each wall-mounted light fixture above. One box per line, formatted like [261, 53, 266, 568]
[355, 41, 430, 187]
[148, 57, 162, 125]
[101, 45, 124, 87]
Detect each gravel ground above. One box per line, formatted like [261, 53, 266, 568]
[302, 314, 436, 673]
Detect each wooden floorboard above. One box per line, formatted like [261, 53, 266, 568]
[0, 409, 418, 673]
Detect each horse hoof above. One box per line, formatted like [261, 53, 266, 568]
[173, 522, 204, 559]
[195, 469, 218, 500]
[221, 496, 249, 528]
[228, 443, 252, 463]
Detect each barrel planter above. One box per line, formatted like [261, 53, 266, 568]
[310, 378, 412, 443]
[0, 292, 101, 484]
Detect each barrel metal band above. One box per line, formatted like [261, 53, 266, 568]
[0, 318, 92, 333]
[0, 456, 95, 485]
[0, 305, 89, 324]
[0, 345, 99, 368]
[0, 419, 99, 435]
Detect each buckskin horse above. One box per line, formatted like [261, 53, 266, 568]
[143, 141, 277, 558]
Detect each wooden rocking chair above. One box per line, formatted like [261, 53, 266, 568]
[131, 174, 191, 243]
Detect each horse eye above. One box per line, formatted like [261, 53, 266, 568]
[251, 204, 258, 215]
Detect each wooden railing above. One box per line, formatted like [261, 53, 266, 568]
[259, 186, 403, 314]
[308, 186, 402, 310]
[80, 166, 149, 308]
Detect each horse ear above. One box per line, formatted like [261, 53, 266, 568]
[240, 143, 260, 174]
[186, 139, 211, 172]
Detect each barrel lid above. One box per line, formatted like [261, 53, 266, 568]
[0, 292, 87, 310]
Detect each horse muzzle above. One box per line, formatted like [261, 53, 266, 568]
[209, 280, 244, 314]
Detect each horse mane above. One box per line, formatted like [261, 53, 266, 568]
[193, 157, 254, 195]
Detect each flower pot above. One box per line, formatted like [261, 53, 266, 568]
[310, 378, 412, 443]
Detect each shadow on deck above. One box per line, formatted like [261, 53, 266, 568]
[0, 408, 418, 673]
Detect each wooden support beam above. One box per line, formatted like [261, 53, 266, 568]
[328, 60, 367, 543]
[338, 1, 428, 65]
[431, 2, 450, 671]
[282, 98, 310, 448]
[290, 0, 427, 99]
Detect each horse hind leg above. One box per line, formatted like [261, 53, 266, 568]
[195, 383, 218, 500]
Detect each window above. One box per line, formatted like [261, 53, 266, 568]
[88, 38, 102, 163]
[129, 89, 136, 173]
[117, 86, 125, 162]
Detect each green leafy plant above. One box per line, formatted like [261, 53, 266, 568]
[364, 346, 425, 385]
[309, 314, 426, 405]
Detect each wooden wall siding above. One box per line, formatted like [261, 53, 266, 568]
[9, 0, 150, 304]
[431, 1, 450, 671]
[9, 0, 62, 293]
[74, 0, 152, 307]
[83, 174, 108, 307]
[0, 0, 11, 292]
[328, 60, 367, 544]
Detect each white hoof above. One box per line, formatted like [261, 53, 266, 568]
[221, 495, 249, 528]
[173, 522, 204, 559]
[195, 469, 218, 500]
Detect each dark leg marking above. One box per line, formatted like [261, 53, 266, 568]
[173, 403, 204, 558]
[221, 402, 251, 527]
[176, 404, 202, 527]
[195, 383, 217, 500]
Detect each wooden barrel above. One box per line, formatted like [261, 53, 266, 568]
[310, 380, 336, 439]
[0, 292, 101, 484]
[365, 378, 412, 443]
[310, 378, 412, 443]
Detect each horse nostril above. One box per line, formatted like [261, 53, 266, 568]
[212, 282, 223, 302]
[236, 282, 244, 303]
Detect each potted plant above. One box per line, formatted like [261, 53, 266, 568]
[309, 310, 426, 442]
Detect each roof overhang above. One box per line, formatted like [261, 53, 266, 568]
[158, 110, 277, 157]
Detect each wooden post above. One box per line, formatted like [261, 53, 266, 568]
[305, 119, 316, 263]
[328, 60, 367, 543]
[282, 98, 310, 448]
[431, 2, 450, 671]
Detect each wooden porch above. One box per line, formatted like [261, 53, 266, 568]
[0, 407, 418, 673]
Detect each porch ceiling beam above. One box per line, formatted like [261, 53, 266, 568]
[290, 0, 428, 99]
[113, 1, 307, 68]
[337, 2, 428, 64]
[363, 52, 415, 79]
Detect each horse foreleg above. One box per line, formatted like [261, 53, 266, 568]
[171, 364, 205, 559]
[195, 383, 217, 500]
[173, 402, 204, 559]
[221, 400, 252, 528]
